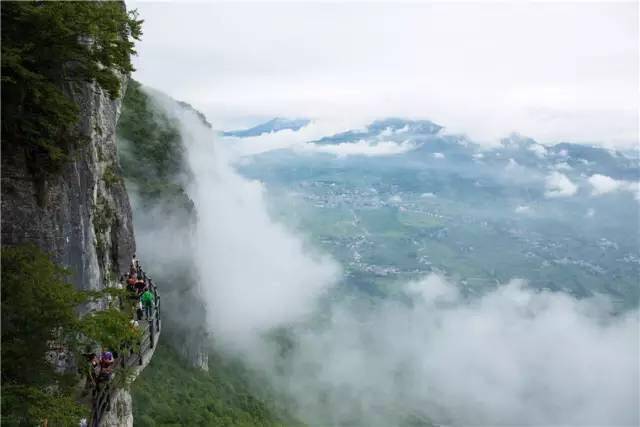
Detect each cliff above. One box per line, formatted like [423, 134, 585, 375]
[1, 75, 141, 427]
[1, 76, 135, 291]
[1, 4, 146, 426]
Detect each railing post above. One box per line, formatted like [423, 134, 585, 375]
[149, 318, 155, 349]
[155, 296, 161, 331]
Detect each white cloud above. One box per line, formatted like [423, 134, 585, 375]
[223, 118, 366, 157]
[223, 120, 416, 158]
[307, 139, 415, 157]
[554, 161, 572, 171]
[129, 2, 639, 148]
[261, 275, 639, 426]
[588, 174, 639, 198]
[545, 172, 578, 198]
[433, 152, 445, 159]
[589, 174, 623, 195]
[515, 205, 532, 214]
[153, 94, 341, 349]
[528, 143, 547, 158]
[506, 158, 520, 169]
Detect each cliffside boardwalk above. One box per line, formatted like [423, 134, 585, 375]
[90, 269, 161, 427]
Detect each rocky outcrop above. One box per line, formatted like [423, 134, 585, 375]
[99, 389, 133, 427]
[177, 326, 209, 371]
[1, 76, 135, 291]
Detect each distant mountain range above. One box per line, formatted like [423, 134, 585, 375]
[223, 117, 310, 137]
[225, 117, 639, 181]
[312, 118, 442, 145]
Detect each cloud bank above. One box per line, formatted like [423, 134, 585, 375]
[589, 174, 639, 199]
[306, 139, 416, 157]
[154, 96, 341, 351]
[545, 172, 578, 198]
[223, 119, 366, 157]
[263, 275, 639, 426]
[223, 120, 416, 159]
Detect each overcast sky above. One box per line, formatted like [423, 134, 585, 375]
[129, 1, 638, 148]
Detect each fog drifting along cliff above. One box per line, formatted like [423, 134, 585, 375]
[117, 81, 209, 370]
[1, 75, 136, 292]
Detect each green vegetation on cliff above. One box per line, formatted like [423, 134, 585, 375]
[117, 80, 194, 213]
[1, 1, 142, 173]
[1, 245, 139, 425]
[132, 343, 301, 427]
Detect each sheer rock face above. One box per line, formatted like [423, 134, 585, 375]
[193, 349, 210, 372]
[1, 76, 139, 427]
[1, 75, 135, 290]
[99, 388, 133, 427]
[177, 328, 209, 371]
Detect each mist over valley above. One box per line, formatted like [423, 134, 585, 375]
[126, 93, 639, 426]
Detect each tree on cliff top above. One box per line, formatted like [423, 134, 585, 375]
[1, 2, 142, 173]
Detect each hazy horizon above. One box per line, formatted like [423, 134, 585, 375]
[129, 1, 638, 149]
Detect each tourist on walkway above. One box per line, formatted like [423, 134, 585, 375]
[98, 350, 114, 381]
[141, 289, 154, 319]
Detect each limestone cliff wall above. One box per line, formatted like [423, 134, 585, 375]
[1, 76, 135, 291]
[1, 76, 139, 427]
